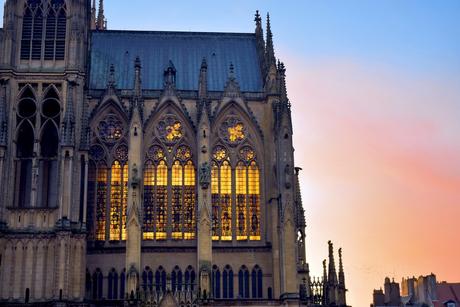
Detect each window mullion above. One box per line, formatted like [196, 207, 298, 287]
[245, 165, 250, 242]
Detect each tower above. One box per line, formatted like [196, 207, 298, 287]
[0, 0, 91, 303]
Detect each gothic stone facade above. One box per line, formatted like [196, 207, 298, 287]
[0, 1, 347, 306]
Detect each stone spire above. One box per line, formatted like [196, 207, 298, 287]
[0, 79, 8, 147]
[198, 57, 208, 99]
[277, 60, 288, 103]
[337, 248, 347, 306]
[61, 80, 76, 147]
[265, 13, 276, 68]
[328, 241, 338, 286]
[327, 241, 338, 305]
[96, 0, 106, 30]
[254, 10, 266, 78]
[90, 0, 97, 30]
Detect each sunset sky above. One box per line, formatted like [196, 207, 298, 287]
[3, 1, 459, 305]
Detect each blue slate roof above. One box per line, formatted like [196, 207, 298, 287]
[89, 30, 264, 92]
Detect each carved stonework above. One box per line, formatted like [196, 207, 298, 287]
[199, 162, 211, 189]
[156, 114, 184, 144]
[97, 114, 124, 143]
[219, 116, 247, 146]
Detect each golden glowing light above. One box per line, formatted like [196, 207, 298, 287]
[228, 123, 245, 143]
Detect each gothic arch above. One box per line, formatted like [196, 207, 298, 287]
[211, 101, 263, 156]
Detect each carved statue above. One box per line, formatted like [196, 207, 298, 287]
[199, 162, 211, 189]
[131, 163, 140, 188]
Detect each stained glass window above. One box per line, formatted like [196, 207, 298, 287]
[143, 161, 155, 240]
[121, 164, 128, 240]
[248, 161, 261, 241]
[211, 162, 219, 241]
[183, 161, 196, 240]
[172, 161, 183, 240]
[110, 161, 122, 240]
[220, 161, 232, 241]
[156, 161, 168, 240]
[97, 115, 124, 143]
[109, 161, 128, 241]
[236, 162, 247, 241]
[96, 164, 107, 241]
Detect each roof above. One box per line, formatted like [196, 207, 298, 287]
[89, 30, 264, 92]
[434, 283, 460, 307]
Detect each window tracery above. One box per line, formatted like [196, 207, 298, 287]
[219, 117, 246, 146]
[14, 85, 61, 209]
[97, 114, 124, 143]
[21, 0, 67, 61]
[143, 143, 196, 241]
[211, 142, 261, 242]
[87, 111, 128, 242]
[156, 114, 184, 144]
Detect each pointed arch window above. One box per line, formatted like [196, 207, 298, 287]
[109, 159, 129, 241]
[142, 266, 154, 292]
[184, 266, 196, 292]
[108, 268, 118, 300]
[251, 265, 263, 298]
[211, 146, 232, 241]
[14, 87, 36, 208]
[211, 145, 261, 241]
[92, 268, 103, 300]
[238, 265, 250, 299]
[87, 111, 128, 242]
[155, 266, 167, 293]
[212, 265, 221, 299]
[21, 0, 67, 61]
[143, 144, 196, 241]
[120, 269, 126, 299]
[171, 266, 183, 293]
[222, 265, 234, 299]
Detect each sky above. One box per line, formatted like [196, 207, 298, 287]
[3, 1, 460, 305]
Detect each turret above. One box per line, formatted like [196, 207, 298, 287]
[91, 0, 97, 30]
[254, 11, 266, 81]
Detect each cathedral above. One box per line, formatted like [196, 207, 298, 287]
[0, 1, 348, 306]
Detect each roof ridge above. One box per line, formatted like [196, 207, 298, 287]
[92, 29, 256, 37]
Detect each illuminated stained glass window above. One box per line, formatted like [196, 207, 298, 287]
[121, 164, 128, 240]
[183, 161, 196, 240]
[172, 161, 183, 240]
[110, 161, 122, 240]
[211, 162, 219, 241]
[236, 162, 247, 240]
[156, 161, 168, 240]
[143, 161, 155, 240]
[220, 161, 232, 241]
[110, 161, 128, 241]
[211, 144, 260, 242]
[248, 161, 261, 241]
[96, 164, 108, 241]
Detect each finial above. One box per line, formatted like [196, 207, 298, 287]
[265, 13, 276, 67]
[255, 10, 262, 25]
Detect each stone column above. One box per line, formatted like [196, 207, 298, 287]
[197, 108, 212, 298]
[125, 105, 143, 298]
